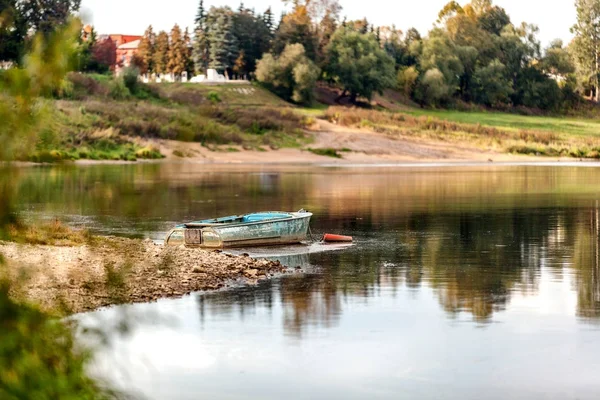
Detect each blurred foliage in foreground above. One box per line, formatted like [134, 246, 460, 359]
[0, 18, 120, 399]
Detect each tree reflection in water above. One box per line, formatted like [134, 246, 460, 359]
[8, 164, 600, 332]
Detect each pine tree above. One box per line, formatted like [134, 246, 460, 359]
[153, 30, 170, 75]
[193, 0, 209, 74]
[264, 7, 275, 34]
[207, 7, 238, 75]
[183, 27, 194, 77]
[168, 24, 186, 78]
[137, 25, 156, 74]
[232, 7, 272, 76]
[571, 0, 600, 101]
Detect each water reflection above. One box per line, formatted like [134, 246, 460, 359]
[38, 164, 600, 399]
[8, 164, 600, 324]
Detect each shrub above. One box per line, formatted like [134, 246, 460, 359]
[108, 78, 130, 100]
[207, 91, 221, 104]
[398, 66, 419, 97]
[65, 73, 109, 98]
[308, 148, 342, 158]
[135, 146, 164, 159]
[122, 67, 140, 95]
[415, 68, 450, 106]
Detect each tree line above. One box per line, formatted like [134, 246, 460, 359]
[3, 0, 600, 111]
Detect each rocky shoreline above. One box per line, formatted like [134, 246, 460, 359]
[0, 237, 291, 314]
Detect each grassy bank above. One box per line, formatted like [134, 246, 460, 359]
[405, 108, 600, 138]
[26, 74, 313, 163]
[325, 105, 600, 159]
[20, 72, 600, 162]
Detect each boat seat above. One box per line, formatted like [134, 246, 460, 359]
[241, 213, 291, 223]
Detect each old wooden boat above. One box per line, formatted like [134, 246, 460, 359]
[165, 210, 313, 249]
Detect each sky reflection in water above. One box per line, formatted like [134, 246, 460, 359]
[11, 163, 600, 399]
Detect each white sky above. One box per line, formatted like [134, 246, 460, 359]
[79, 0, 575, 47]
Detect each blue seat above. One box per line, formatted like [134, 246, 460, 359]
[241, 213, 291, 223]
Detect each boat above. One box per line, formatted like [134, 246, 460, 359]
[165, 210, 313, 249]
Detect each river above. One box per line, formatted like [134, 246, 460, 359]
[11, 162, 600, 399]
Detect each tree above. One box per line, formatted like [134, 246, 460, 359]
[193, 0, 209, 74]
[75, 23, 96, 71]
[19, 0, 82, 36]
[477, 5, 510, 35]
[206, 6, 238, 75]
[403, 28, 422, 66]
[183, 27, 194, 77]
[419, 29, 464, 95]
[0, 0, 28, 62]
[316, 9, 337, 63]
[256, 43, 320, 104]
[571, 0, 600, 101]
[89, 37, 116, 72]
[232, 6, 271, 77]
[137, 25, 155, 75]
[381, 25, 407, 68]
[415, 68, 451, 106]
[397, 66, 419, 96]
[263, 6, 275, 34]
[542, 39, 575, 77]
[153, 30, 170, 75]
[167, 24, 187, 78]
[472, 59, 513, 106]
[324, 27, 396, 102]
[272, 3, 317, 60]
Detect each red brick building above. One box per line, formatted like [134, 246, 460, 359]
[116, 39, 141, 69]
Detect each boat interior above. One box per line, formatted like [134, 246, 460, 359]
[184, 212, 293, 228]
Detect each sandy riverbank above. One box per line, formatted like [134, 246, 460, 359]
[0, 237, 292, 314]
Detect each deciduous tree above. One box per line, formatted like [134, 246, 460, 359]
[272, 3, 317, 60]
[571, 0, 600, 101]
[324, 27, 396, 102]
[0, 0, 27, 62]
[256, 43, 320, 103]
[19, 0, 82, 36]
[90, 37, 116, 72]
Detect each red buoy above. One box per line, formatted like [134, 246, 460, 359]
[323, 233, 353, 243]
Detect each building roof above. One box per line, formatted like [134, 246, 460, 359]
[117, 39, 141, 50]
[109, 34, 142, 46]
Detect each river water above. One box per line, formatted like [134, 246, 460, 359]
[11, 163, 600, 399]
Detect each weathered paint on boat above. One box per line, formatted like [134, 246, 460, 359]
[165, 211, 312, 249]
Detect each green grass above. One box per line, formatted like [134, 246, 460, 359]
[325, 106, 600, 160]
[23, 75, 316, 162]
[308, 148, 343, 158]
[404, 108, 600, 138]
[158, 82, 290, 107]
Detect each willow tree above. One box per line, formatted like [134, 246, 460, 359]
[571, 0, 600, 102]
[324, 27, 396, 103]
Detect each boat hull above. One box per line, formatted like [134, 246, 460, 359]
[166, 212, 312, 249]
